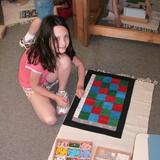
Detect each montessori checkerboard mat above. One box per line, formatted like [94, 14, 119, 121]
[64, 70, 135, 138]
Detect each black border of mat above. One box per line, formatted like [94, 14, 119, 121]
[63, 70, 135, 138]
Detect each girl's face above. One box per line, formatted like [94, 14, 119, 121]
[53, 25, 70, 54]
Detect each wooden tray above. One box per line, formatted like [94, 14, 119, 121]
[53, 138, 93, 160]
[94, 146, 132, 160]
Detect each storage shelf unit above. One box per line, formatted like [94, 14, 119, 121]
[72, 0, 160, 45]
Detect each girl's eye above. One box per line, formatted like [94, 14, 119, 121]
[64, 35, 69, 42]
[55, 34, 69, 42]
[64, 35, 69, 39]
[56, 37, 60, 41]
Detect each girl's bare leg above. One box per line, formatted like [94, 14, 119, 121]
[56, 54, 72, 91]
[27, 54, 71, 125]
[46, 71, 58, 83]
[28, 93, 57, 126]
[46, 54, 71, 89]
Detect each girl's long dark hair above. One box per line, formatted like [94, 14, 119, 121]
[27, 15, 75, 72]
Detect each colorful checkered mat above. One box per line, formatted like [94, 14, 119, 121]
[63, 70, 135, 138]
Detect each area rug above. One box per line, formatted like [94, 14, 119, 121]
[48, 71, 156, 159]
[1, 0, 35, 26]
[63, 70, 135, 138]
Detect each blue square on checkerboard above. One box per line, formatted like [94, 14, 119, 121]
[82, 105, 92, 113]
[103, 102, 113, 110]
[116, 91, 126, 99]
[88, 113, 99, 122]
[96, 94, 106, 101]
[110, 111, 121, 119]
[102, 76, 112, 83]
[109, 84, 118, 90]
[90, 86, 99, 94]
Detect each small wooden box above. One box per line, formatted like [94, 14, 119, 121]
[94, 146, 132, 160]
[53, 138, 93, 160]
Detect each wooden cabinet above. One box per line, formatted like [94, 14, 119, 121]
[72, 0, 160, 45]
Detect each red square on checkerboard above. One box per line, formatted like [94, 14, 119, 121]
[85, 98, 95, 105]
[99, 88, 108, 94]
[118, 86, 128, 92]
[98, 115, 109, 124]
[92, 107, 102, 114]
[106, 96, 115, 102]
[111, 78, 120, 84]
[113, 104, 123, 112]
[93, 81, 102, 87]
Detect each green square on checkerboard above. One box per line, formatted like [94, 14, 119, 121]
[115, 97, 124, 104]
[120, 80, 129, 86]
[101, 109, 110, 116]
[108, 118, 119, 126]
[94, 100, 103, 107]
[108, 90, 116, 96]
[79, 111, 89, 120]
[95, 75, 103, 81]
[101, 82, 110, 88]
[88, 93, 97, 99]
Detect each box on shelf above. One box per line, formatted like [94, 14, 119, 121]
[123, 7, 146, 19]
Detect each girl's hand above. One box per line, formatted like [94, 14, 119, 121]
[76, 85, 85, 98]
[55, 95, 69, 107]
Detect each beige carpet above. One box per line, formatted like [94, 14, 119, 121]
[1, 0, 35, 26]
[48, 79, 156, 159]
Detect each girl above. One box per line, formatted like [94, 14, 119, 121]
[18, 15, 85, 126]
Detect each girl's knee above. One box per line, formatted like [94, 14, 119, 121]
[46, 72, 58, 83]
[43, 116, 57, 126]
[57, 54, 71, 69]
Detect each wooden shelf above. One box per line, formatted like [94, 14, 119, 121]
[89, 9, 101, 24]
[89, 25, 160, 44]
[72, 0, 160, 45]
